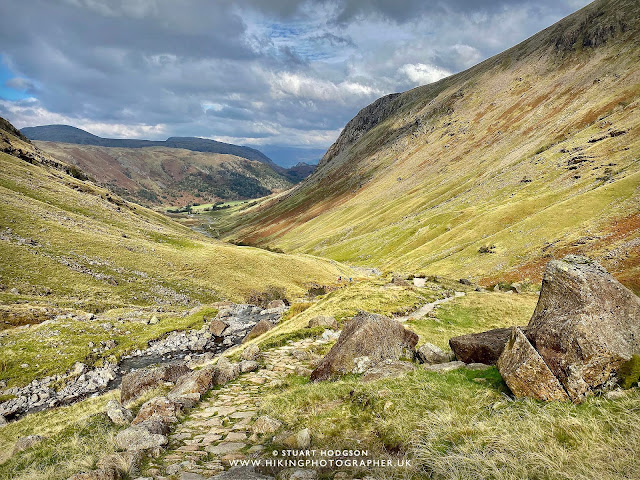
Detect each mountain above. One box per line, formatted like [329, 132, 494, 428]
[31, 141, 294, 206]
[21, 125, 274, 164]
[223, 0, 640, 292]
[20, 126, 315, 204]
[0, 116, 346, 310]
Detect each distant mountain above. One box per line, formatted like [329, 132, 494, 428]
[225, 0, 640, 292]
[21, 124, 274, 165]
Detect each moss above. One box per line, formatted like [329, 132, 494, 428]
[618, 355, 640, 389]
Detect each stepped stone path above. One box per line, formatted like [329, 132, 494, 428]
[142, 336, 330, 479]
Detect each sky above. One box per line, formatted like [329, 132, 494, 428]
[0, 0, 591, 166]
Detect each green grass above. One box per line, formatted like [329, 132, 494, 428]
[406, 291, 539, 349]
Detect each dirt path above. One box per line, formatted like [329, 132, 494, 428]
[395, 291, 465, 323]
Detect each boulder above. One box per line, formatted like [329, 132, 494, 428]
[283, 428, 311, 449]
[241, 344, 261, 361]
[242, 320, 273, 343]
[497, 327, 569, 402]
[120, 363, 190, 404]
[251, 415, 282, 434]
[239, 360, 259, 373]
[209, 467, 274, 480]
[209, 319, 228, 337]
[105, 400, 133, 425]
[525, 255, 640, 402]
[67, 468, 121, 480]
[115, 426, 167, 451]
[459, 278, 473, 286]
[213, 357, 241, 385]
[307, 316, 338, 330]
[415, 343, 453, 365]
[12, 435, 46, 455]
[310, 312, 418, 381]
[449, 327, 515, 365]
[267, 300, 286, 310]
[423, 361, 465, 373]
[131, 396, 181, 425]
[168, 365, 216, 400]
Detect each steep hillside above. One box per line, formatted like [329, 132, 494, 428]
[33, 141, 292, 206]
[0, 117, 348, 314]
[226, 0, 640, 292]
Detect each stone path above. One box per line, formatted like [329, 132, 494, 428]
[142, 335, 332, 479]
[396, 291, 465, 323]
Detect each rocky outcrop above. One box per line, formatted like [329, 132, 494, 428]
[167, 358, 241, 404]
[415, 343, 454, 365]
[449, 327, 515, 365]
[307, 316, 338, 330]
[524, 255, 640, 402]
[497, 328, 569, 401]
[131, 396, 182, 425]
[310, 312, 418, 381]
[120, 363, 190, 404]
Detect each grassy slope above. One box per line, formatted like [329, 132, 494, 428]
[223, 0, 640, 292]
[34, 141, 293, 207]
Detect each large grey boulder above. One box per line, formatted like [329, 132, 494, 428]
[526, 255, 640, 402]
[415, 343, 454, 365]
[115, 426, 167, 451]
[310, 312, 418, 381]
[497, 328, 569, 402]
[449, 328, 515, 365]
[120, 363, 190, 404]
[105, 400, 133, 425]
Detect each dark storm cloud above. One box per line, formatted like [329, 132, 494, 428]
[0, 0, 591, 164]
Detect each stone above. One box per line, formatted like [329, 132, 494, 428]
[12, 435, 46, 455]
[105, 400, 133, 426]
[67, 468, 120, 480]
[180, 473, 206, 480]
[213, 357, 241, 385]
[132, 396, 181, 425]
[278, 470, 317, 480]
[311, 312, 418, 381]
[205, 442, 246, 455]
[149, 315, 159, 325]
[120, 363, 190, 404]
[239, 360, 259, 373]
[209, 467, 274, 479]
[361, 360, 415, 382]
[415, 343, 454, 365]
[115, 426, 168, 451]
[465, 363, 492, 371]
[242, 320, 274, 343]
[423, 361, 465, 373]
[209, 319, 228, 336]
[241, 344, 261, 362]
[449, 327, 515, 365]
[525, 255, 640, 402]
[252, 415, 282, 434]
[307, 316, 338, 330]
[0, 415, 6, 426]
[497, 327, 569, 402]
[267, 300, 286, 310]
[283, 428, 310, 449]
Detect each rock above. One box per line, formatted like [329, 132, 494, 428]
[423, 361, 465, 373]
[510, 283, 522, 294]
[278, 469, 317, 480]
[415, 343, 454, 364]
[465, 363, 492, 370]
[459, 278, 473, 286]
[210, 467, 274, 480]
[239, 360, 259, 373]
[391, 275, 410, 286]
[120, 363, 190, 404]
[525, 255, 640, 402]
[497, 327, 569, 402]
[105, 400, 133, 425]
[311, 312, 418, 381]
[67, 468, 121, 480]
[132, 396, 181, 425]
[283, 428, 311, 449]
[251, 415, 282, 434]
[0, 415, 6, 426]
[307, 316, 338, 330]
[209, 318, 228, 336]
[213, 357, 241, 385]
[149, 315, 159, 325]
[115, 426, 167, 451]
[205, 442, 246, 455]
[361, 360, 415, 382]
[242, 320, 274, 343]
[134, 419, 170, 435]
[449, 327, 515, 365]
[12, 435, 46, 455]
[267, 300, 286, 310]
[241, 344, 261, 361]
[168, 366, 216, 399]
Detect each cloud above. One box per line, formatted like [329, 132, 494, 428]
[0, 0, 593, 160]
[398, 63, 451, 86]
